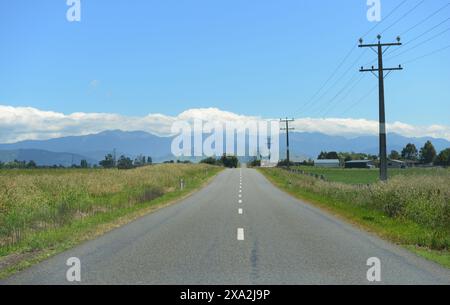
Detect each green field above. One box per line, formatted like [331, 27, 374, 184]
[291, 166, 449, 184]
[260, 167, 450, 268]
[0, 164, 221, 278]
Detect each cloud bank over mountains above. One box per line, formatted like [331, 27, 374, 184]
[1, 105, 449, 143]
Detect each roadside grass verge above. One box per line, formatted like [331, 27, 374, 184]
[0, 164, 222, 279]
[259, 168, 450, 268]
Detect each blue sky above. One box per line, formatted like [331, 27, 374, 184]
[0, 0, 449, 128]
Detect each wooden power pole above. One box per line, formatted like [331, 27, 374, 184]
[359, 35, 403, 181]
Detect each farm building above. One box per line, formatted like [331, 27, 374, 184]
[314, 159, 340, 168]
[387, 159, 406, 168]
[345, 160, 375, 169]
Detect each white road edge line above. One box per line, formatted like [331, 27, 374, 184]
[237, 228, 245, 240]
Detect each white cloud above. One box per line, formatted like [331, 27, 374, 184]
[0, 105, 449, 143]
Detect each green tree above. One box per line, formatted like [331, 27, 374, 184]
[26, 160, 37, 169]
[147, 156, 152, 165]
[200, 157, 217, 165]
[80, 160, 88, 168]
[419, 141, 437, 164]
[401, 143, 418, 161]
[389, 150, 400, 160]
[326, 151, 339, 159]
[99, 154, 115, 168]
[318, 151, 327, 159]
[248, 157, 261, 167]
[434, 148, 450, 166]
[220, 154, 239, 168]
[318, 151, 339, 160]
[117, 155, 134, 170]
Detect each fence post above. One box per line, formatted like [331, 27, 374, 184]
[180, 178, 185, 190]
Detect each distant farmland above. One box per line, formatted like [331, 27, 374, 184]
[290, 166, 450, 185]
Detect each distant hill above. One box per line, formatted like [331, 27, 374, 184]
[0, 130, 173, 163]
[0, 149, 96, 167]
[0, 130, 449, 165]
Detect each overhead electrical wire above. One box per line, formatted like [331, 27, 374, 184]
[385, 26, 450, 61]
[292, 0, 409, 117]
[402, 44, 450, 64]
[338, 85, 378, 117]
[322, 1, 450, 119]
[320, 74, 367, 117]
[381, 0, 426, 35]
[399, 2, 450, 37]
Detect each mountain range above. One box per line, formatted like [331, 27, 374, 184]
[0, 130, 449, 166]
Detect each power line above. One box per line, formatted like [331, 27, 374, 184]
[361, 0, 409, 39]
[311, 73, 361, 116]
[364, 9, 450, 66]
[380, 0, 426, 35]
[295, 45, 356, 113]
[317, 1, 430, 117]
[320, 74, 367, 117]
[385, 26, 450, 61]
[404, 17, 450, 46]
[294, 0, 410, 116]
[308, 50, 368, 115]
[385, 17, 450, 57]
[402, 43, 450, 64]
[399, 2, 450, 37]
[338, 85, 378, 117]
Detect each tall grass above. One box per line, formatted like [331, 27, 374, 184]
[0, 164, 216, 251]
[262, 168, 450, 250]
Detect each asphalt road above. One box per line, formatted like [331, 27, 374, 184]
[2, 168, 450, 284]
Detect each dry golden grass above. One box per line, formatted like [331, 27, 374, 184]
[262, 168, 450, 250]
[0, 164, 215, 248]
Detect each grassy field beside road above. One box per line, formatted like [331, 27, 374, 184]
[0, 164, 222, 278]
[260, 167, 450, 268]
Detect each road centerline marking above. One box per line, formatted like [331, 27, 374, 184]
[238, 208, 243, 214]
[237, 228, 244, 240]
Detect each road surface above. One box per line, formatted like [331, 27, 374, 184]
[2, 168, 450, 284]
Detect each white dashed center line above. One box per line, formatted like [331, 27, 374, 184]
[238, 199, 242, 204]
[237, 228, 245, 240]
[238, 208, 243, 215]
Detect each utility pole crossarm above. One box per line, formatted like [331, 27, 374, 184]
[358, 42, 402, 48]
[360, 66, 403, 73]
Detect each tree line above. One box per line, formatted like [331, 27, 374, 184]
[390, 141, 449, 166]
[0, 154, 154, 170]
[200, 154, 239, 168]
[316, 141, 450, 166]
[99, 154, 153, 170]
